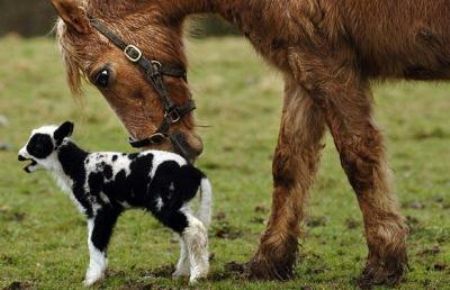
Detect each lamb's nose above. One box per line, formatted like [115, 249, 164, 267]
[18, 155, 27, 161]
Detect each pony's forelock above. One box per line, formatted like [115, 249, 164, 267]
[56, 19, 85, 97]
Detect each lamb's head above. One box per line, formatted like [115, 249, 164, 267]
[18, 121, 74, 173]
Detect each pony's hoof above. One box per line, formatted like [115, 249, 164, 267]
[358, 260, 406, 289]
[244, 255, 295, 281]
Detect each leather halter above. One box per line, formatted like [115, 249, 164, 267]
[89, 19, 196, 159]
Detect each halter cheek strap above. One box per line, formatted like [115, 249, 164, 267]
[89, 18, 196, 158]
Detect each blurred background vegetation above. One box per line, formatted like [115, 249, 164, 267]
[0, 0, 238, 37]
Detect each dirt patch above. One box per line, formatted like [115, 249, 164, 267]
[406, 215, 421, 233]
[137, 264, 175, 279]
[213, 211, 227, 221]
[117, 282, 177, 290]
[0, 142, 11, 151]
[433, 263, 447, 272]
[250, 216, 265, 224]
[224, 261, 245, 273]
[0, 207, 26, 222]
[118, 282, 155, 290]
[306, 216, 328, 228]
[417, 245, 441, 257]
[202, 161, 223, 170]
[433, 196, 444, 203]
[0, 255, 15, 265]
[412, 128, 449, 140]
[345, 218, 360, 229]
[106, 269, 127, 278]
[212, 221, 243, 240]
[207, 262, 246, 281]
[3, 282, 34, 290]
[410, 201, 425, 209]
[406, 215, 420, 225]
[254, 204, 269, 213]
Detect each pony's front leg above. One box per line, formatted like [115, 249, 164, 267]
[247, 78, 326, 280]
[84, 208, 120, 286]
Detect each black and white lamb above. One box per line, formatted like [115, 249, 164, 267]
[18, 121, 212, 285]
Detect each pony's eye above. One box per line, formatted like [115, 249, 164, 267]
[95, 69, 110, 87]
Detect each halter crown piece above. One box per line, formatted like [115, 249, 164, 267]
[89, 18, 196, 160]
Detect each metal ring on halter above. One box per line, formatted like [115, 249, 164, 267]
[165, 109, 181, 123]
[151, 60, 162, 69]
[147, 132, 167, 145]
[124, 45, 143, 62]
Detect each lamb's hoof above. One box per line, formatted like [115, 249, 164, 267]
[358, 260, 406, 289]
[83, 273, 104, 287]
[83, 279, 98, 287]
[188, 269, 208, 285]
[172, 270, 190, 279]
[189, 275, 207, 285]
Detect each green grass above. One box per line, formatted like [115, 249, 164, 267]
[0, 35, 449, 289]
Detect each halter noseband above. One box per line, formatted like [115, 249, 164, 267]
[89, 18, 196, 159]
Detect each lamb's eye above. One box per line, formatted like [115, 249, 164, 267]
[95, 69, 110, 87]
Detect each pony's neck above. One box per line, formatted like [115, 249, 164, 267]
[164, 0, 289, 70]
[162, 0, 254, 26]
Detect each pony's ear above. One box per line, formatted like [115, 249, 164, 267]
[54, 121, 74, 144]
[50, 0, 90, 34]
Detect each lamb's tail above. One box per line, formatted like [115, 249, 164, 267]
[197, 177, 213, 228]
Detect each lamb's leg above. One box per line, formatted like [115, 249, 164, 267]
[182, 212, 209, 284]
[153, 208, 209, 284]
[172, 237, 190, 278]
[84, 208, 120, 286]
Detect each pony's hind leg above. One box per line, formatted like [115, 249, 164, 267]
[289, 42, 408, 286]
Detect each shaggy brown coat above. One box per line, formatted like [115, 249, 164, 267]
[51, 0, 450, 287]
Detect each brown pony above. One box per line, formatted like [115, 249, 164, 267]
[50, 0, 450, 287]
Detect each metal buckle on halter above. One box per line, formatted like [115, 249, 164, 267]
[165, 108, 181, 123]
[124, 45, 142, 63]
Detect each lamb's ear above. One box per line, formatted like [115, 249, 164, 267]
[50, 0, 90, 34]
[54, 121, 74, 144]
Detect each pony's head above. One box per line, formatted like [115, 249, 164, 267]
[52, 0, 203, 161]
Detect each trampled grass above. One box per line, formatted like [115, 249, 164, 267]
[0, 36, 449, 289]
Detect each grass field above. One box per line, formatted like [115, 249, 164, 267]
[0, 35, 449, 289]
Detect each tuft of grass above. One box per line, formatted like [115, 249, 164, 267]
[0, 36, 449, 289]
